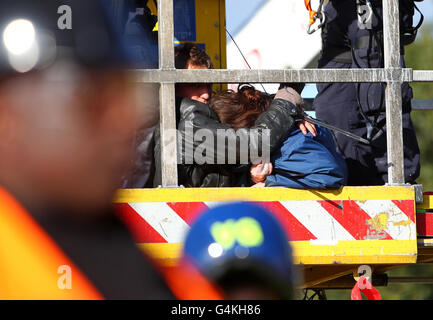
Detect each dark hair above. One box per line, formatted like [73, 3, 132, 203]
[175, 43, 213, 69]
[209, 85, 271, 130]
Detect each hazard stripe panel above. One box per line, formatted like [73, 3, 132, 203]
[355, 200, 416, 241]
[116, 199, 416, 243]
[280, 200, 355, 242]
[128, 202, 190, 243]
[117, 203, 166, 243]
[166, 202, 208, 225]
[255, 201, 316, 241]
[319, 200, 393, 241]
[114, 186, 418, 265]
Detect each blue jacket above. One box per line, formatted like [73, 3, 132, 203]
[265, 125, 348, 189]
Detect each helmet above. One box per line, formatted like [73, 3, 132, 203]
[182, 202, 296, 299]
[0, 0, 130, 75]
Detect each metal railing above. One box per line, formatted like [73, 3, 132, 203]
[133, 0, 433, 187]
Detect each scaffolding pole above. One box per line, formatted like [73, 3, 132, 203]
[149, 0, 433, 187]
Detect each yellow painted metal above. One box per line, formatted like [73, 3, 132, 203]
[138, 239, 417, 267]
[417, 193, 433, 210]
[291, 240, 416, 265]
[194, 0, 226, 70]
[138, 243, 182, 267]
[122, 186, 417, 268]
[147, 0, 227, 91]
[114, 185, 416, 203]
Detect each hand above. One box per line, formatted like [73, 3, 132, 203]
[274, 87, 316, 137]
[250, 162, 273, 184]
[274, 87, 303, 106]
[297, 119, 317, 137]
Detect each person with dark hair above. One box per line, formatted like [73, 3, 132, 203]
[175, 85, 319, 187]
[153, 43, 215, 187]
[154, 43, 317, 188]
[175, 42, 214, 70]
[174, 43, 213, 105]
[209, 85, 348, 189]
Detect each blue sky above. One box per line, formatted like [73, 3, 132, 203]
[226, 0, 433, 34]
[418, 1, 433, 23]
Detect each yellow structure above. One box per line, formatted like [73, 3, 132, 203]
[114, 186, 428, 288]
[147, 0, 226, 68]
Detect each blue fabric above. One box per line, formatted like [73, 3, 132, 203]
[265, 125, 348, 189]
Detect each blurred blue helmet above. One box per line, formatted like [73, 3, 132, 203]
[182, 202, 295, 299]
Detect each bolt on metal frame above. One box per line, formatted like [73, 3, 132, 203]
[137, 0, 433, 187]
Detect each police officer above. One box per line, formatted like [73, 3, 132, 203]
[0, 0, 174, 299]
[313, 0, 422, 185]
[180, 202, 297, 300]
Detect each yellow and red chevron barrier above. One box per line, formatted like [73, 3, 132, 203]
[114, 186, 418, 266]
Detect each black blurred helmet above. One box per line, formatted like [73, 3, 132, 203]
[0, 0, 130, 74]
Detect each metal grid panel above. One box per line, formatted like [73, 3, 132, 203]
[157, 0, 177, 186]
[152, 0, 432, 187]
[130, 68, 413, 83]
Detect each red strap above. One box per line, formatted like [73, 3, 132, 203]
[351, 276, 382, 300]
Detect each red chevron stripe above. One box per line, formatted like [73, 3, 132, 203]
[116, 200, 409, 243]
[321, 200, 393, 240]
[391, 200, 415, 223]
[166, 202, 209, 225]
[255, 201, 317, 241]
[116, 203, 167, 243]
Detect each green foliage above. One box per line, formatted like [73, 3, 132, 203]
[405, 24, 433, 191]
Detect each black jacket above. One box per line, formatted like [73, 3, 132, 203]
[31, 206, 175, 299]
[173, 97, 297, 187]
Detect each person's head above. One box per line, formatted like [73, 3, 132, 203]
[0, 0, 151, 215]
[175, 43, 213, 70]
[175, 43, 213, 104]
[181, 202, 296, 300]
[209, 85, 272, 129]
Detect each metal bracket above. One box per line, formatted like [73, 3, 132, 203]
[353, 265, 373, 283]
[157, 185, 185, 188]
[414, 184, 424, 204]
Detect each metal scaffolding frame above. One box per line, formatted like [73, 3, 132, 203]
[137, 0, 433, 187]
